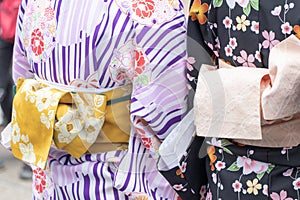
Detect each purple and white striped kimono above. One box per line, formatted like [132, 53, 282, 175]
[11, 0, 188, 199]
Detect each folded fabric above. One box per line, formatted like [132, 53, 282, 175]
[194, 35, 300, 147]
[10, 78, 107, 168]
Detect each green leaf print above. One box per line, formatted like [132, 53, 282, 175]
[227, 161, 240, 171]
[222, 147, 233, 155]
[221, 139, 232, 147]
[256, 172, 265, 180]
[250, 0, 259, 11]
[213, 0, 223, 7]
[243, 3, 251, 16]
[267, 164, 275, 174]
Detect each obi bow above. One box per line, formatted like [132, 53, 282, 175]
[194, 35, 300, 147]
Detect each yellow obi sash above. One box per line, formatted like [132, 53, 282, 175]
[11, 78, 130, 169]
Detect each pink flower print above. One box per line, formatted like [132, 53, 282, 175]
[281, 22, 292, 34]
[292, 177, 300, 190]
[270, 190, 293, 200]
[236, 50, 256, 67]
[44, 6, 55, 21]
[229, 37, 238, 49]
[173, 184, 186, 191]
[200, 185, 207, 196]
[271, 6, 282, 16]
[212, 173, 217, 184]
[232, 180, 242, 192]
[236, 0, 249, 8]
[179, 162, 187, 173]
[236, 156, 269, 175]
[215, 161, 226, 171]
[186, 57, 196, 71]
[208, 43, 219, 57]
[283, 168, 293, 177]
[262, 31, 280, 50]
[206, 190, 213, 200]
[263, 185, 269, 196]
[251, 21, 259, 34]
[255, 50, 261, 62]
[225, 45, 233, 57]
[223, 16, 233, 29]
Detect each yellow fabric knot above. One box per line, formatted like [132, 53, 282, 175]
[11, 78, 107, 169]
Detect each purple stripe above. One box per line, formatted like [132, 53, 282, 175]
[62, 46, 68, 84]
[71, 184, 76, 200]
[64, 185, 71, 199]
[151, 108, 182, 129]
[67, 46, 71, 83]
[152, 41, 185, 72]
[93, 163, 101, 200]
[59, 187, 67, 199]
[118, 136, 136, 191]
[99, 163, 107, 199]
[83, 174, 91, 199]
[84, 36, 90, 79]
[51, 50, 58, 82]
[149, 31, 185, 63]
[107, 163, 120, 199]
[55, 0, 62, 23]
[157, 115, 183, 135]
[136, 26, 151, 44]
[76, 177, 80, 199]
[74, 43, 77, 79]
[93, 14, 105, 48]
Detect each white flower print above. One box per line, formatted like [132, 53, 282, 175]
[289, 3, 294, 9]
[271, 6, 282, 16]
[281, 22, 292, 34]
[78, 117, 103, 144]
[35, 91, 59, 112]
[19, 142, 36, 163]
[215, 161, 226, 171]
[232, 180, 242, 192]
[223, 16, 233, 29]
[12, 123, 21, 144]
[225, 45, 233, 57]
[40, 110, 55, 129]
[292, 177, 300, 190]
[229, 37, 238, 49]
[212, 173, 217, 184]
[255, 50, 261, 62]
[21, 134, 29, 143]
[262, 184, 268, 196]
[251, 21, 259, 34]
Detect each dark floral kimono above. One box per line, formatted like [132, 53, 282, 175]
[159, 0, 300, 199]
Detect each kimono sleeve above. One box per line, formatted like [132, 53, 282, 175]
[12, 0, 33, 84]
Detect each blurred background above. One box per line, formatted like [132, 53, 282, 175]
[0, 109, 32, 199]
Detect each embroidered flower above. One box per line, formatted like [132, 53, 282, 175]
[229, 37, 238, 49]
[31, 28, 45, 56]
[33, 168, 47, 194]
[132, 0, 155, 19]
[271, 6, 282, 16]
[270, 190, 293, 200]
[190, 0, 209, 25]
[232, 180, 242, 192]
[236, 156, 269, 175]
[223, 16, 233, 29]
[236, 15, 250, 32]
[281, 22, 293, 34]
[294, 25, 300, 39]
[224, 45, 233, 57]
[141, 137, 152, 149]
[292, 177, 300, 190]
[251, 21, 259, 34]
[246, 178, 262, 195]
[263, 185, 268, 196]
[215, 161, 226, 171]
[236, 50, 256, 67]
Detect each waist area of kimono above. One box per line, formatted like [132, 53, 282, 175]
[10, 77, 131, 168]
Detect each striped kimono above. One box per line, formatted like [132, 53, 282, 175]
[10, 0, 188, 199]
